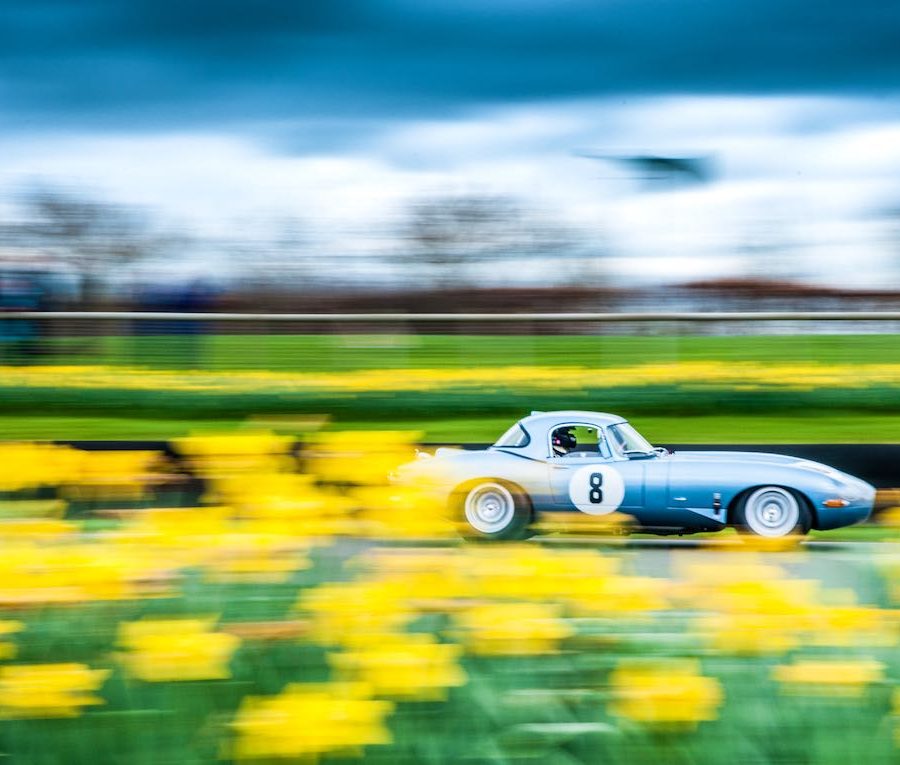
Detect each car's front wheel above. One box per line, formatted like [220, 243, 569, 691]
[455, 479, 531, 540]
[734, 486, 811, 538]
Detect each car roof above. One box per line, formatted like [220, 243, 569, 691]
[519, 410, 628, 430]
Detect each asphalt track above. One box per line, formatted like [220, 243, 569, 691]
[533, 536, 898, 554]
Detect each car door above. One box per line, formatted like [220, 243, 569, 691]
[545, 424, 646, 516]
[665, 461, 726, 525]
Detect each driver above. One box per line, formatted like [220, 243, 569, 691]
[551, 427, 577, 457]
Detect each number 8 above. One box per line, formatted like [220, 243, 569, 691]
[589, 472, 603, 504]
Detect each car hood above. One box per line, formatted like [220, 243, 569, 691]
[670, 450, 867, 483]
[669, 450, 809, 466]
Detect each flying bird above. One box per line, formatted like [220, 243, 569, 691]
[576, 151, 714, 187]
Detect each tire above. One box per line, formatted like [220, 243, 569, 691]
[734, 486, 811, 538]
[454, 479, 532, 541]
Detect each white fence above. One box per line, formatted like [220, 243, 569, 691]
[1, 310, 899, 324]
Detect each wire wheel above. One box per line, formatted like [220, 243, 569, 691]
[741, 486, 802, 537]
[464, 482, 516, 534]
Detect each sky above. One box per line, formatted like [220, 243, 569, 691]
[1, 0, 900, 287]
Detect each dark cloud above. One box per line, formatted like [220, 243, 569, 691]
[1, 0, 899, 136]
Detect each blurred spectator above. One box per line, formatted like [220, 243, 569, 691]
[133, 276, 218, 368]
[0, 266, 48, 364]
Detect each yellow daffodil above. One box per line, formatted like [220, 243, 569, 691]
[63, 450, 162, 501]
[0, 444, 83, 492]
[608, 660, 723, 727]
[772, 659, 885, 697]
[117, 618, 241, 682]
[0, 663, 109, 718]
[354, 483, 458, 538]
[299, 580, 414, 645]
[330, 633, 467, 701]
[2, 361, 898, 396]
[804, 605, 899, 648]
[569, 575, 670, 615]
[465, 545, 619, 600]
[0, 622, 23, 660]
[454, 602, 572, 656]
[306, 431, 419, 487]
[695, 613, 799, 655]
[230, 682, 392, 760]
[0, 543, 171, 605]
[200, 533, 311, 583]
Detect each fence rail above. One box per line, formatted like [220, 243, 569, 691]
[3, 310, 900, 322]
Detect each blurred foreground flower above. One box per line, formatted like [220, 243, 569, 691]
[570, 575, 669, 615]
[330, 633, 467, 701]
[0, 622, 23, 660]
[351, 484, 454, 539]
[299, 580, 414, 645]
[0, 663, 109, 718]
[695, 613, 799, 655]
[466, 546, 620, 601]
[772, 659, 885, 698]
[0, 543, 171, 604]
[454, 602, 572, 656]
[678, 560, 819, 616]
[806, 605, 899, 648]
[0, 518, 77, 539]
[201, 533, 312, 583]
[609, 660, 723, 727]
[117, 618, 241, 682]
[65, 450, 163, 501]
[175, 431, 296, 478]
[306, 430, 419, 487]
[0, 443, 82, 491]
[231, 682, 392, 761]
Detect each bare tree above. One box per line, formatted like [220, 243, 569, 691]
[396, 193, 588, 287]
[0, 186, 173, 304]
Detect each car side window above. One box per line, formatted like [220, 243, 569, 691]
[549, 424, 611, 459]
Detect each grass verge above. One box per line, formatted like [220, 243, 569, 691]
[3, 413, 898, 444]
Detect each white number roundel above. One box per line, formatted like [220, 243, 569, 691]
[567, 464, 625, 515]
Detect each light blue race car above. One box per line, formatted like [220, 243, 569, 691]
[399, 410, 875, 540]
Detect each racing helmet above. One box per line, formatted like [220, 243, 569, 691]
[552, 427, 577, 456]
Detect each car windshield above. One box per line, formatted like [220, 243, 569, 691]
[608, 423, 654, 454]
[494, 422, 530, 448]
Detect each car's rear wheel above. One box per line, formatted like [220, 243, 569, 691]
[735, 486, 810, 538]
[456, 480, 531, 540]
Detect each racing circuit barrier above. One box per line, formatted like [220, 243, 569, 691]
[1, 308, 899, 368]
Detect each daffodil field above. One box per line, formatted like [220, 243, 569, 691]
[0, 431, 896, 763]
[0, 334, 898, 439]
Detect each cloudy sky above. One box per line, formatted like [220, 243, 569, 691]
[2, 0, 900, 286]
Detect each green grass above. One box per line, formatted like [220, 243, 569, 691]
[17, 332, 900, 371]
[336, 413, 900, 444]
[1, 334, 896, 441]
[808, 525, 899, 542]
[3, 412, 898, 444]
